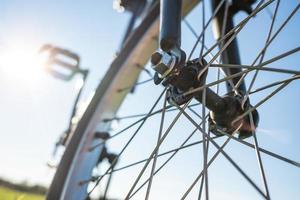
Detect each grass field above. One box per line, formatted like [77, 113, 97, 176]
[0, 186, 44, 200]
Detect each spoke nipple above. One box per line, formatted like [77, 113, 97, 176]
[94, 131, 110, 140]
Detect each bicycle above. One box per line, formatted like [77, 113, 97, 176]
[46, 0, 300, 199]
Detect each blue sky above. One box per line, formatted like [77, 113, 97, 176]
[0, 0, 128, 184]
[0, 0, 299, 199]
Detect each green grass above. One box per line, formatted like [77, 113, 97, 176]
[0, 186, 44, 200]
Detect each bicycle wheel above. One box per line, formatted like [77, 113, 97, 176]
[47, 0, 300, 199]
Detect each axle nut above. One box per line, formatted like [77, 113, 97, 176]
[151, 51, 176, 78]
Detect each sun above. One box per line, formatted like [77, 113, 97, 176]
[0, 40, 47, 84]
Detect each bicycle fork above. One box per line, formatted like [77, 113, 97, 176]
[151, 0, 259, 139]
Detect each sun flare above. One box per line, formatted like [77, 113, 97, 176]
[0, 41, 47, 83]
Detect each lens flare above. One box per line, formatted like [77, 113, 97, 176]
[0, 41, 47, 84]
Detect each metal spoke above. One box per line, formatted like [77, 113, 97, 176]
[108, 135, 220, 176]
[259, 47, 300, 68]
[117, 78, 153, 93]
[215, 67, 221, 94]
[183, 17, 218, 63]
[175, 105, 268, 199]
[183, 18, 198, 40]
[181, 137, 231, 200]
[201, 88, 209, 200]
[197, 5, 230, 193]
[90, 103, 200, 151]
[242, 0, 280, 106]
[184, 16, 234, 92]
[210, 63, 300, 75]
[233, 77, 295, 125]
[266, 6, 274, 19]
[249, 75, 300, 95]
[145, 92, 168, 200]
[201, 128, 212, 199]
[184, 18, 237, 93]
[198, 128, 211, 200]
[198, 0, 273, 80]
[183, 17, 221, 65]
[226, 133, 300, 168]
[200, 0, 273, 63]
[235, 2, 300, 90]
[184, 46, 300, 98]
[182, 123, 300, 199]
[185, 69, 249, 97]
[259, 0, 280, 65]
[197, 173, 205, 200]
[135, 63, 153, 78]
[183, 0, 237, 93]
[196, 4, 231, 193]
[128, 115, 213, 199]
[189, 106, 203, 119]
[124, 100, 192, 199]
[102, 164, 115, 200]
[86, 89, 166, 196]
[249, 113, 271, 199]
[187, 0, 226, 60]
[213, 128, 300, 167]
[102, 103, 200, 122]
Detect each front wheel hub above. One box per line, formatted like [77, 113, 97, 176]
[209, 93, 259, 139]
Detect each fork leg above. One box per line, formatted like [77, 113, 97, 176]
[160, 0, 182, 52]
[211, 0, 247, 92]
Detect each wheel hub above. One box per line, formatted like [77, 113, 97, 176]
[209, 93, 259, 139]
